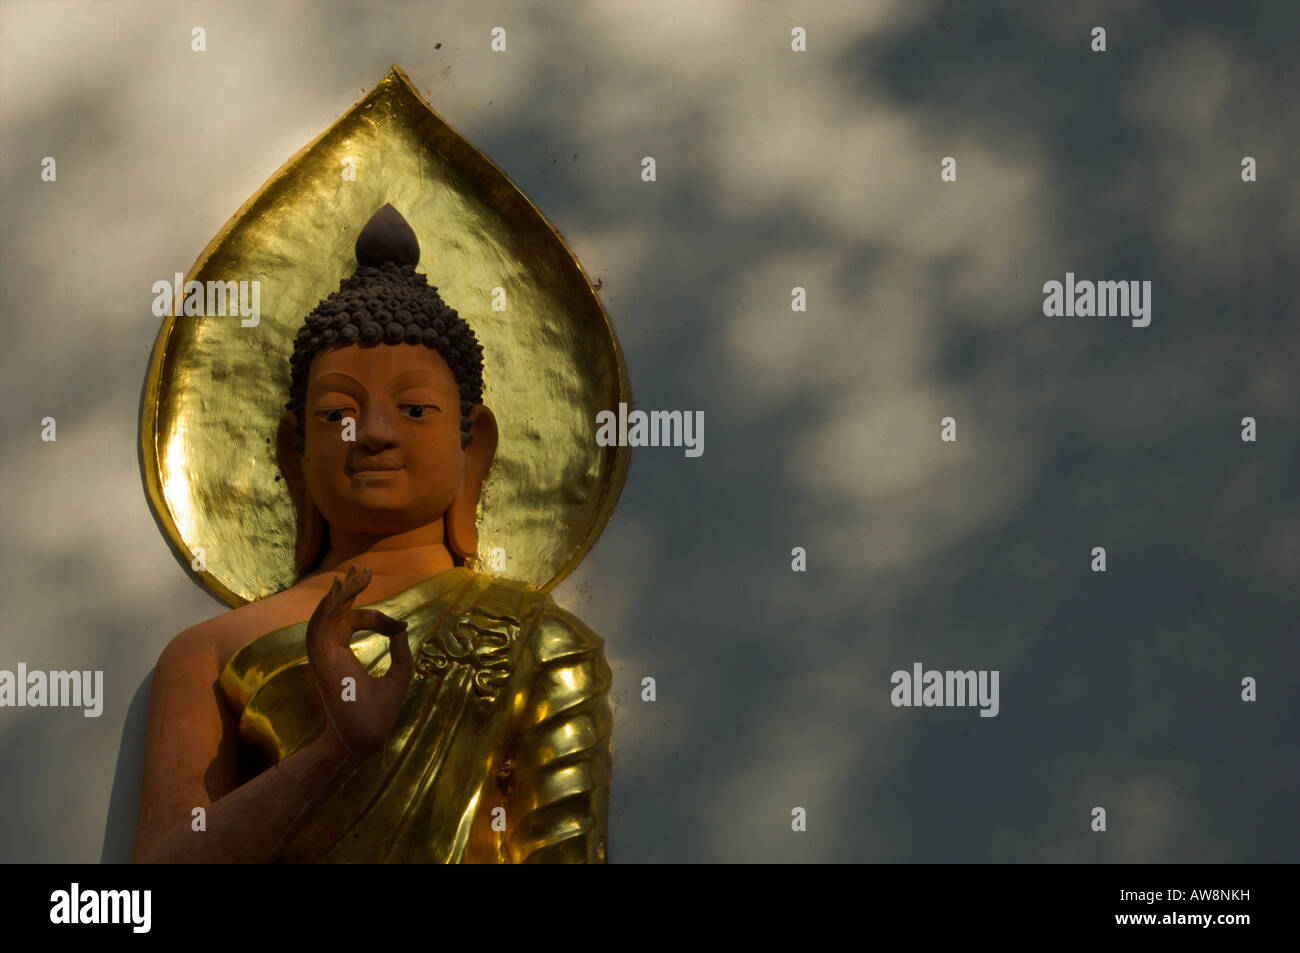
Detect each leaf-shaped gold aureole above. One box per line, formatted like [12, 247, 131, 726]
[140, 66, 630, 605]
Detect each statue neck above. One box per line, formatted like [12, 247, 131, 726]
[315, 520, 456, 579]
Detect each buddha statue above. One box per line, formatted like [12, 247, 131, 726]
[132, 203, 613, 863]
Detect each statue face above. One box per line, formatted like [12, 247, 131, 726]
[301, 343, 467, 536]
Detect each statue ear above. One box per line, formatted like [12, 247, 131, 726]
[445, 405, 498, 561]
[277, 412, 327, 576]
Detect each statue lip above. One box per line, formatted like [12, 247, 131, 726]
[347, 459, 403, 476]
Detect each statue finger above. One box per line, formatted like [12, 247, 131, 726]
[344, 608, 406, 636]
[333, 565, 372, 611]
[386, 623, 414, 680]
[308, 574, 345, 627]
[310, 568, 365, 628]
[345, 609, 413, 682]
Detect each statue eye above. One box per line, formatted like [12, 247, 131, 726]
[321, 409, 345, 423]
[403, 404, 435, 419]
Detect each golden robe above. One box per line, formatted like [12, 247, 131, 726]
[218, 567, 611, 863]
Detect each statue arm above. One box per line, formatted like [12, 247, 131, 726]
[132, 623, 356, 864]
[502, 606, 613, 863]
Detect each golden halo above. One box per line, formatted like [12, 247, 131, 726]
[140, 67, 631, 606]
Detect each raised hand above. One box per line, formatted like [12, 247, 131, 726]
[305, 565, 414, 763]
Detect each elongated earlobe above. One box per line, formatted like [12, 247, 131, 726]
[277, 413, 327, 575]
[445, 406, 499, 560]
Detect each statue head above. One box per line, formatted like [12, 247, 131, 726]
[276, 204, 498, 576]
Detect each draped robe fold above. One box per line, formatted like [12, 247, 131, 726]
[218, 567, 612, 863]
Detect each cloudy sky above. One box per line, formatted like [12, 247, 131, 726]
[1, 0, 1296, 862]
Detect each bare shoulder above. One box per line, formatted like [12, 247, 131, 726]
[159, 583, 324, 675]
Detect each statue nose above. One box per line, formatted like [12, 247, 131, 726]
[356, 408, 400, 449]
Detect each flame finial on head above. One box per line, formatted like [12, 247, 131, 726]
[355, 203, 421, 268]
